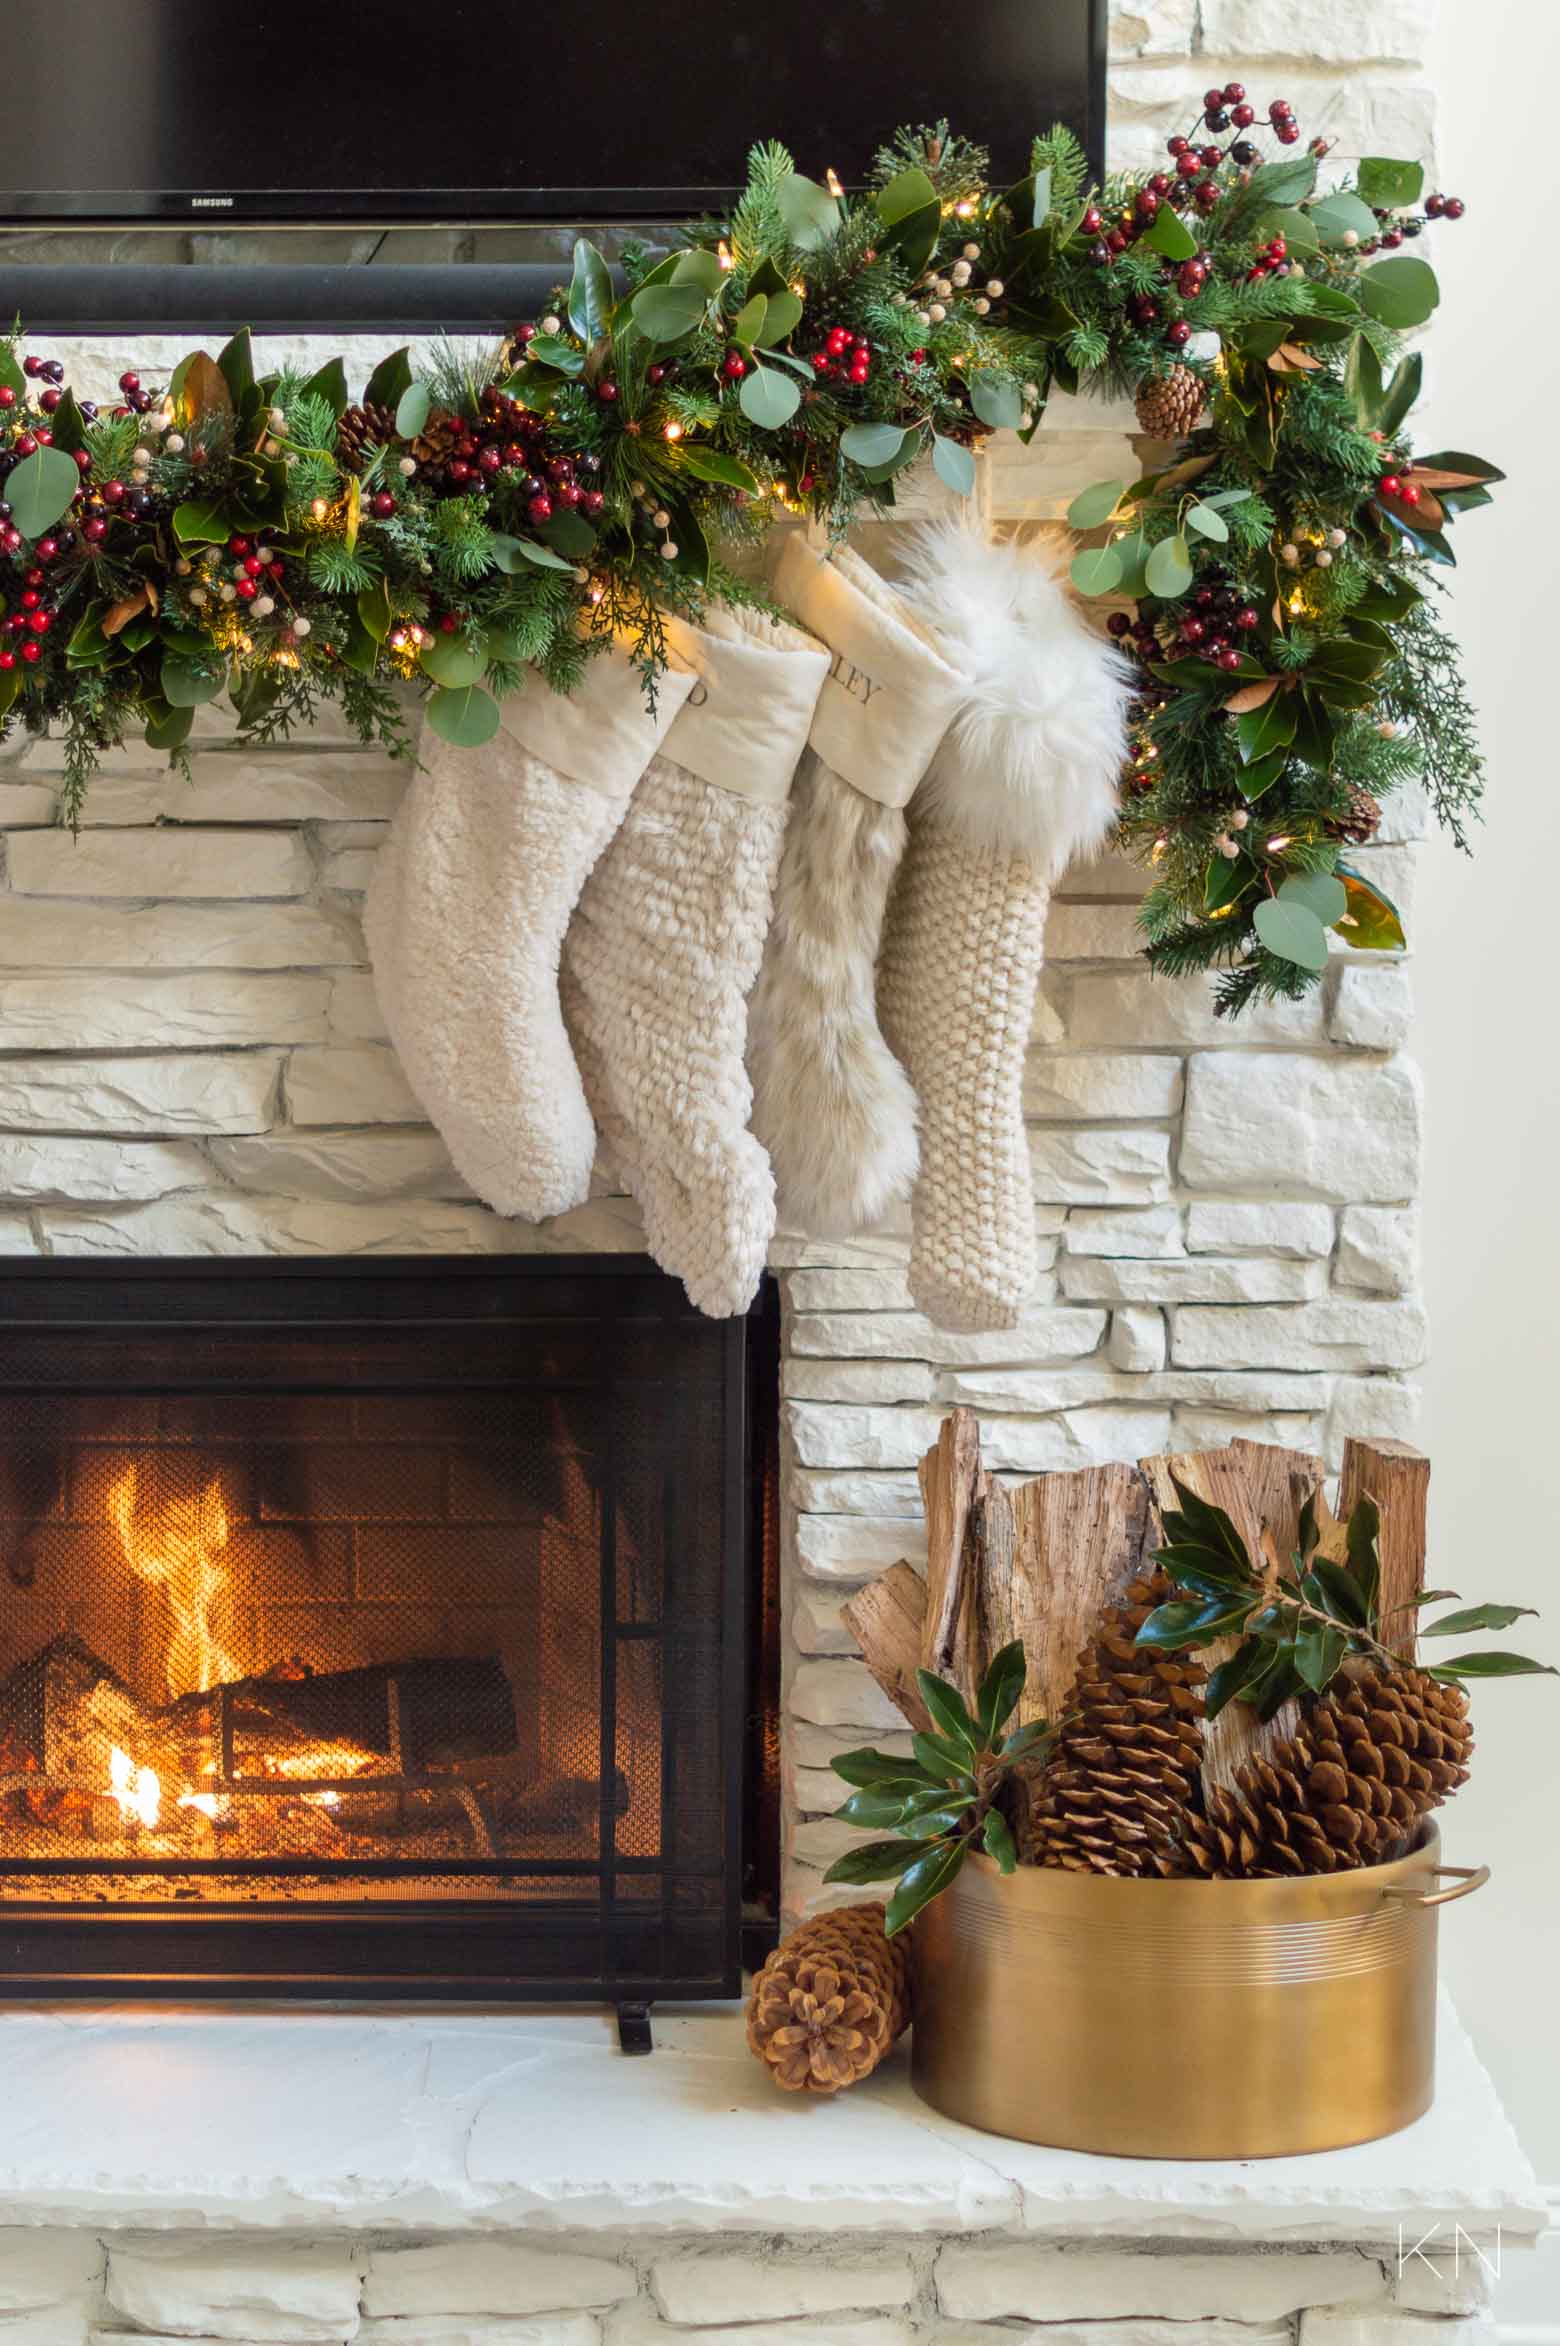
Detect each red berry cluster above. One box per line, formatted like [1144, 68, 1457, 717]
[1107, 574, 1262, 676]
[807, 328, 872, 387]
[1424, 192, 1467, 221]
[225, 534, 287, 605]
[522, 450, 606, 529]
[0, 562, 59, 668]
[432, 384, 552, 498]
[1247, 231, 1290, 283]
[1373, 440, 1421, 507]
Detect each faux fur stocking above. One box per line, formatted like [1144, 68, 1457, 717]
[561, 609, 828, 1317]
[365, 644, 693, 1221]
[878, 525, 1131, 1331]
[747, 536, 961, 1237]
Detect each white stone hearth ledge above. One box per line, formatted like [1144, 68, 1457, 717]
[0, 1991, 1541, 2244]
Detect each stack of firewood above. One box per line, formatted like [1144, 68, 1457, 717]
[841, 1412, 1436, 1871]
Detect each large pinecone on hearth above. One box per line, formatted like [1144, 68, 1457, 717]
[746, 1902, 912, 2095]
[1176, 1664, 1474, 1879]
[1021, 1573, 1207, 1876]
[1134, 363, 1208, 439]
[335, 401, 397, 473]
[1326, 783, 1383, 845]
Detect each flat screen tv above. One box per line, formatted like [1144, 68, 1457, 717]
[0, 0, 1104, 224]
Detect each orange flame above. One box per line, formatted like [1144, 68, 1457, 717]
[107, 1463, 238, 1699]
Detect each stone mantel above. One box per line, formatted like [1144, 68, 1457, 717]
[0, 1992, 1540, 2245]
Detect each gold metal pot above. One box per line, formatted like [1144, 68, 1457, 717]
[911, 1824, 1487, 2158]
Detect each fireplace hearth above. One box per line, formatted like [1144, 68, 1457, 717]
[0, 1259, 773, 2033]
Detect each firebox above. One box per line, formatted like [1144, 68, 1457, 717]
[0, 1258, 776, 2034]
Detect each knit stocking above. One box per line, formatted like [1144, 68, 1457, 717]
[747, 536, 960, 1237]
[878, 524, 1131, 1330]
[365, 644, 693, 1222]
[562, 609, 828, 1317]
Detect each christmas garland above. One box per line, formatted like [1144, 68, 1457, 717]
[0, 90, 1495, 1012]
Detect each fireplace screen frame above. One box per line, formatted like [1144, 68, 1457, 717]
[0, 1256, 760, 2008]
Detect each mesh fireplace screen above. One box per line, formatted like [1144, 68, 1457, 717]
[0, 1260, 760, 2001]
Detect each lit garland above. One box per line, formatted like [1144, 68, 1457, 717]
[0, 93, 1495, 1011]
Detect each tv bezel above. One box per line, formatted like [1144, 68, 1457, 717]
[0, 1, 1106, 227]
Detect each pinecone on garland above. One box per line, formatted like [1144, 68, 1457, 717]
[746, 1902, 912, 2095]
[411, 409, 465, 470]
[1326, 784, 1383, 845]
[1134, 364, 1207, 439]
[335, 400, 397, 473]
[1176, 1664, 1474, 1879]
[1020, 1573, 1207, 1877]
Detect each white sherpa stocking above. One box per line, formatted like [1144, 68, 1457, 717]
[365, 644, 694, 1222]
[561, 609, 828, 1318]
[746, 536, 961, 1237]
[878, 524, 1132, 1331]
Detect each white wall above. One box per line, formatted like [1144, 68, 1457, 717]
[1420, 0, 1560, 2323]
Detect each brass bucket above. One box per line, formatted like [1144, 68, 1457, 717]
[911, 1824, 1488, 2158]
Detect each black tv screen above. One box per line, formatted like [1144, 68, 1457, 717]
[0, 0, 1103, 224]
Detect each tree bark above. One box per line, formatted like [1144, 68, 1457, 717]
[1338, 1437, 1429, 1659]
[840, 1563, 933, 1733]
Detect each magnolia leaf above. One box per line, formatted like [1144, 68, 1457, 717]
[1235, 693, 1297, 764]
[916, 1670, 980, 1755]
[1268, 340, 1325, 373]
[5, 446, 82, 541]
[364, 345, 414, 412]
[835, 1788, 920, 1829]
[343, 473, 362, 552]
[841, 420, 914, 468]
[425, 683, 501, 748]
[1415, 448, 1506, 485]
[1422, 1603, 1540, 1638]
[1185, 501, 1229, 542]
[102, 584, 156, 638]
[931, 434, 976, 496]
[884, 1837, 967, 1936]
[1358, 156, 1425, 209]
[632, 283, 707, 343]
[1428, 1652, 1557, 1681]
[300, 356, 350, 418]
[1407, 464, 1492, 491]
[568, 239, 614, 345]
[1279, 868, 1348, 926]
[1070, 543, 1123, 596]
[976, 1639, 1027, 1742]
[177, 350, 234, 426]
[1144, 531, 1194, 601]
[830, 1746, 938, 1790]
[983, 1808, 1019, 1874]
[1336, 861, 1408, 950]
[1253, 895, 1330, 972]
[1237, 748, 1290, 802]
[1147, 452, 1218, 497]
[1223, 677, 1279, 715]
[394, 380, 433, 439]
[969, 372, 1024, 431]
[144, 702, 195, 752]
[525, 335, 584, 375]
[356, 580, 392, 642]
[1359, 255, 1440, 328]
[876, 165, 939, 226]
[822, 1838, 920, 1884]
[1067, 477, 1125, 530]
[1143, 205, 1198, 260]
[677, 446, 761, 492]
[1205, 851, 1254, 914]
[1380, 482, 1445, 529]
[419, 635, 487, 689]
[737, 363, 801, 429]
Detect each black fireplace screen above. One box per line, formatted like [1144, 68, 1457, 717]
[0, 1259, 764, 2004]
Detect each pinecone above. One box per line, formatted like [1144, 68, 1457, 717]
[746, 1903, 912, 2095]
[1134, 364, 1207, 439]
[335, 400, 397, 473]
[411, 408, 465, 469]
[1021, 1574, 1207, 1876]
[1177, 1663, 1474, 1879]
[1326, 784, 1383, 845]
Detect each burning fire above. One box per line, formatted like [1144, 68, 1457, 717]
[107, 1744, 160, 1829]
[107, 1463, 239, 1698]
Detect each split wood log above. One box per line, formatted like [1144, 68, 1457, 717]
[1228, 1438, 1324, 1573]
[979, 1464, 1154, 1733]
[918, 1407, 985, 1699]
[839, 1562, 933, 1733]
[1338, 1436, 1429, 1659]
[1138, 1445, 1293, 1794]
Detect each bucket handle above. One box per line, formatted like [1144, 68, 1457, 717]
[1384, 1862, 1491, 1910]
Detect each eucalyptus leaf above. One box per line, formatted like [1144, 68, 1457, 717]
[1144, 531, 1194, 601]
[969, 373, 1025, 431]
[1309, 192, 1381, 247]
[632, 283, 708, 343]
[1067, 477, 1125, 531]
[394, 380, 433, 438]
[419, 635, 487, 690]
[777, 170, 841, 251]
[489, 532, 577, 575]
[5, 446, 81, 540]
[1359, 255, 1440, 328]
[1143, 205, 1198, 261]
[1185, 502, 1229, 543]
[425, 683, 501, 748]
[841, 420, 914, 468]
[931, 434, 976, 496]
[732, 293, 769, 347]
[161, 652, 228, 709]
[1358, 156, 1425, 209]
[761, 289, 803, 343]
[737, 363, 801, 429]
[1253, 895, 1330, 973]
[1278, 868, 1348, 926]
[670, 248, 725, 295]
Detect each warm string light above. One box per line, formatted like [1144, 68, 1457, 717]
[825, 167, 845, 200]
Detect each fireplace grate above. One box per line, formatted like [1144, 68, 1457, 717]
[0, 1258, 765, 2019]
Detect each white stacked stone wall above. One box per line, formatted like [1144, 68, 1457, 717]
[0, 2225, 1499, 2346]
[0, 0, 1438, 1932]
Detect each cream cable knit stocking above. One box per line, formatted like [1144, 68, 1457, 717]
[747, 536, 961, 1237]
[878, 524, 1132, 1331]
[365, 644, 693, 1222]
[562, 609, 828, 1318]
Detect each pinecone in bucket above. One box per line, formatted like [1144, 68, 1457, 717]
[1135, 363, 1207, 439]
[746, 1902, 911, 2094]
[1326, 784, 1383, 845]
[1176, 1663, 1474, 1879]
[1020, 1572, 1207, 1877]
[335, 401, 397, 473]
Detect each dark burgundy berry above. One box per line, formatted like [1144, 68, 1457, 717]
[118, 370, 140, 393]
[370, 491, 395, 518]
[1165, 320, 1192, 348]
[1223, 82, 1245, 103]
[1106, 611, 1132, 637]
[1275, 122, 1300, 143]
[1231, 140, 1258, 165]
[1205, 108, 1230, 132]
[1443, 196, 1465, 219]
